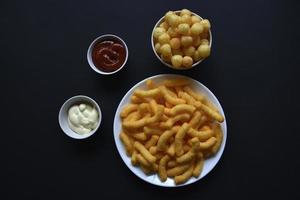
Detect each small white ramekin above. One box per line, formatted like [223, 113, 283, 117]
[87, 34, 128, 75]
[58, 95, 102, 139]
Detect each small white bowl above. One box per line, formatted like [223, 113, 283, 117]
[87, 34, 129, 75]
[151, 11, 212, 70]
[58, 95, 102, 139]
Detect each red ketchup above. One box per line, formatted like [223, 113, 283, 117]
[92, 40, 126, 72]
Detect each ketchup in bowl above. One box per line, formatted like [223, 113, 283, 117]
[92, 39, 126, 72]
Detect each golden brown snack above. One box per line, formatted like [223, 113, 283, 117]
[146, 101, 164, 124]
[154, 152, 166, 160]
[211, 124, 223, 154]
[183, 144, 191, 153]
[119, 132, 133, 156]
[176, 150, 194, 164]
[198, 103, 224, 123]
[167, 142, 176, 157]
[145, 135, 159, 149]
[157, 126, 179, 151]
[187, 128, 213, 141]
[160, 113, 190, 129]
[123, 111, 141, 123]
[131, 132, 147, 141]
[175, 123, 190, 156]
[167, 160, 177, 168]
[134, 88, 161, 98]
[120, 104, 139, 118]
[162, 79, 190, 87]
[193, 156, 204, 177]
[159, 85, 186, 105]
[131, 150, 138, 166]
[170, 104, 196, 116]
[139, 103, 151, 114]
[144, 126, 163, 136]
[159, 155, 171, 182]
[167, 163, 190, 177]
[146, 79, 156, 89]
[149, 146, 157, 155]
[174, 164, 194, 184]
[189, 111, 202, 128]
[134, 141, 157, 163]
[122, 115, 148, 129]
[199, 137, 217, 150]
[183, 86, 205, 102]
[136, 154, 152, 168]
[131, 95, 145, 104]
[119, 77, 224, 185]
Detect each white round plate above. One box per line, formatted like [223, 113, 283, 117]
[113, 74, 227, 187]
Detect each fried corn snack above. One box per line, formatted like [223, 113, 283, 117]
[119, 78, 224, 185]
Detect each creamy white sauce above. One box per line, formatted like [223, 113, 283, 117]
[68, 103, 98, 134]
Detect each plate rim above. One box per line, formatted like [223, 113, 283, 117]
[113, 74, 227, 187]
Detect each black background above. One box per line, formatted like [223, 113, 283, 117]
[1, 0, 299, 199]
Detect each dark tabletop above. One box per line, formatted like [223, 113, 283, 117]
[1, 0, 299, 199]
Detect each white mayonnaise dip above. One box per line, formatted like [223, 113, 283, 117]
[68, 103, 98, 134]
